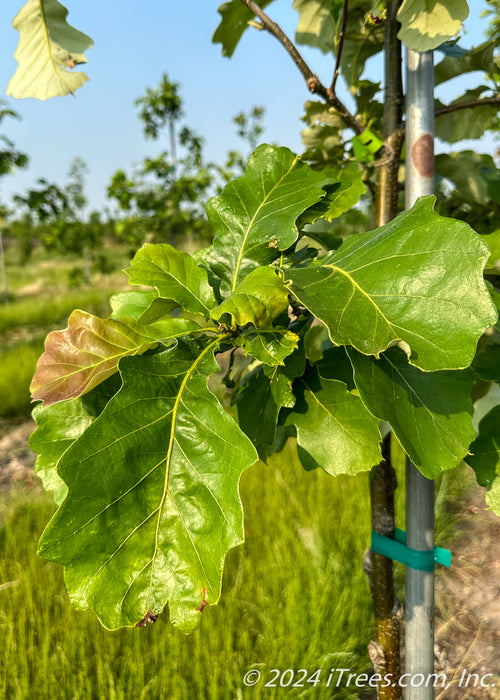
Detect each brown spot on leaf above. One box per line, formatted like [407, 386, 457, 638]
[196, 587, 209, 613]
[136, 610, 159, 627]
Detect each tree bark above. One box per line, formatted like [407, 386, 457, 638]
[369, 2, 404, 698]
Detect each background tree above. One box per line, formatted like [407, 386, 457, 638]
[0, 101, 28, 301]
[108, 75, 268, 249]
[134, 73, 183, 169]
[10, 158, 111, 282]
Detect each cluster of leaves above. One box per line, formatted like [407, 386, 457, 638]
[30, 144, 498, 631]
[213, 1, 500, 223]
[212, 0, 500, 518]
[0, 104, 28, 177]
[5, 0, 500, 641]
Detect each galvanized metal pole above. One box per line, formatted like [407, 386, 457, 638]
[405, 49, 435, 700]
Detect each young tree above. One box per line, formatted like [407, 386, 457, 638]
[107, 75, 218, 248]
[3, 2, 500, 698]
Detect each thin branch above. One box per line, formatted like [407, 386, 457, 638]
[435, 95, 500, 117]
[330, 0, 349, 94]
[240, 0, 365, 135]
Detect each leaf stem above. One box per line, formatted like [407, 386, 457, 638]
[330, 0, 349, 94]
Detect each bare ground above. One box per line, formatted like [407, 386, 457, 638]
[0, 422, 498, 698]
[434, 495, 500, 699]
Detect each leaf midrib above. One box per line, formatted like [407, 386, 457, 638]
[39, 0, 67, 88]
[151, 336, 225, 585]
[141, 258, 212, 314]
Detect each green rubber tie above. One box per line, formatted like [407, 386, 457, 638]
[354, 128, 383, 153]
[371, 529, 452, 572]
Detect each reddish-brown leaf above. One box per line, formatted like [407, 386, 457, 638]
[30, 310, 162, 406]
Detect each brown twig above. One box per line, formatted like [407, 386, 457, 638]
[240, 0, 365, 135]
[330, 0, 349, 94]
[435, 95, 500, 117]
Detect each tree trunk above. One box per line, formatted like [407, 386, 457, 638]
[368, 2, 404, 698]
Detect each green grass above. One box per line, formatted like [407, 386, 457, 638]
[0, 287, 114, 335]
[0, 285, 114, 418]
[0, 444, 382, 700]
[3, 244, 131, 295]
[0, 262, 125, 418]
[0, 339, 45, 418]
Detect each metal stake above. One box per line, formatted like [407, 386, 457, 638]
[404, 48, 435, 700]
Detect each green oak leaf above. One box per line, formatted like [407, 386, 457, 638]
[285, 368, 381, 476]
[301, 124, 345, 168]
[324, 163, 367, 219]
[237, 370, 281, 459]
[235, 328, 299, 366]
[474, 344, 500, 382]
[264, 365, 296, 409]
[397, 0, 469, 52]
[210, 267, 289, 328]
[435, 151, 495, 205]
[38, 339, 258, 631]
[30, 310, 198, 405]
[126, 243, 217, 317]
[237, 365, 294, 459]
[303, 323, 328, 362]
[348, 347, 476, 478]
[482, 230, 500, 272]
[285, 197, 497, 371]
[316, 346, 355, 389]
[355, 79, 383, 132]
[298, 163, 366, 226]
[205, 144, 332, 293]
[435, 40, 497, 85]
[466, 405, 500, 515]
[302, 99, 343, 128]
[30, 399, 94, 504]
[435, 88, 498, 143]
[293, 0, 342, 54]
[8, 0, 93, 100]
[109, 290, 178, 324]
[300, 101, 345, 166]
[340, 6, 385, 86]
[213, 0, 275, 57]
[81, 373, 123, 417]
[480, 169, 500, 207]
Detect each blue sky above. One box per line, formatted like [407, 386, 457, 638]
[0, 0, 495, 213]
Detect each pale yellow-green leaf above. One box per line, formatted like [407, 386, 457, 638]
[7, 0, 93, 100]
[397, 0, 469, 52]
